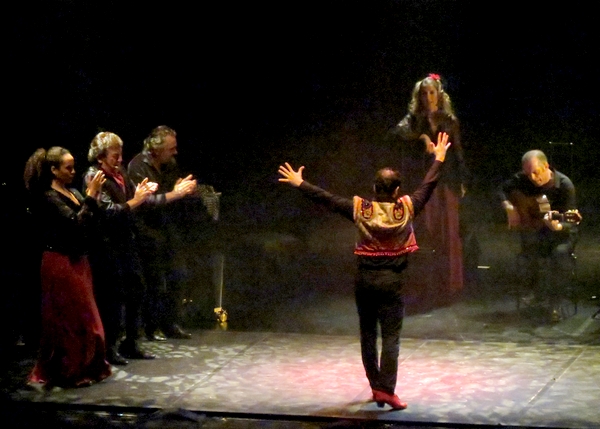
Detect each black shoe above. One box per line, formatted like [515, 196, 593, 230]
[145, 328, 167, 342]
[106, 347, 129, 366]
[163, 324, 191, 339]
[119, 343, 156, 360]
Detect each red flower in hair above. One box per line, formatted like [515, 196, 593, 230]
[428, 73, 441, 80]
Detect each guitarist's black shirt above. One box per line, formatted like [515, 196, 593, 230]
[500, 167, 577, 234]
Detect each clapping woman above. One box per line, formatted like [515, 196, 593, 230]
[24, 147, 111, 388]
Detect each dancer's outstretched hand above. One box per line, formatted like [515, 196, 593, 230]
[278, 162, 304, 187]
[431, 132, 451, 162]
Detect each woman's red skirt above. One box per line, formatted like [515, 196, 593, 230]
[29, 251, 111, 387]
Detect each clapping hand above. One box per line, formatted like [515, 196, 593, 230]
[420, 134, 434, 154]
[173, 174, 197, 197]
[86, 170, 106, 199]
[133, 177, 157, 203]
[146, 181, 159, 193]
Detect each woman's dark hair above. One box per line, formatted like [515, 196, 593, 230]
[24, 146, 70, 193]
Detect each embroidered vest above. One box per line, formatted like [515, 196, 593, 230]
[353, 195, 418, 257]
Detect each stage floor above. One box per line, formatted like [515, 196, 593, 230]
[2, 222, 599, 428]
[5, 327, 600, 429]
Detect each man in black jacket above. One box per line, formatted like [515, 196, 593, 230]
[86, 131, 196, 365]
[127, 126, 199, 340]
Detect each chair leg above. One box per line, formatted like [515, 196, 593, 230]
[569, 253, 578, 315]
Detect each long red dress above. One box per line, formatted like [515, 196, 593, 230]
[28, 189, 111, 388]
[395, 111, 468, 306]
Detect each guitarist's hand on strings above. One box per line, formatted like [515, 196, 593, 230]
[543, 211, 564, 231]
[502, 200, 521, 230]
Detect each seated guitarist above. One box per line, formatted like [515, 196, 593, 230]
[499, 150, 581, 322]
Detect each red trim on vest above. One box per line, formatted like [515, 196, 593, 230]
[354, 243, 419, 257]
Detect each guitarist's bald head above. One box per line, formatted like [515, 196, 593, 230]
[522, 150, 552, 187]
[522, 150, 548, 167]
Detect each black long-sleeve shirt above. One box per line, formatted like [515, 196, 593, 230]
[36, 188, 99, 257]
[499, 167, 578, 235]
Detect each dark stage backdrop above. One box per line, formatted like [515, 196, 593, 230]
[6, 1, 600, 230]
[3, 0, 600, 345]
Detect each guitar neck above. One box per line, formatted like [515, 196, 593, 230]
[551, 210, 582, 224]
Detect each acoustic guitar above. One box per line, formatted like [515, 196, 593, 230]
[507, 191, 582, 231]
